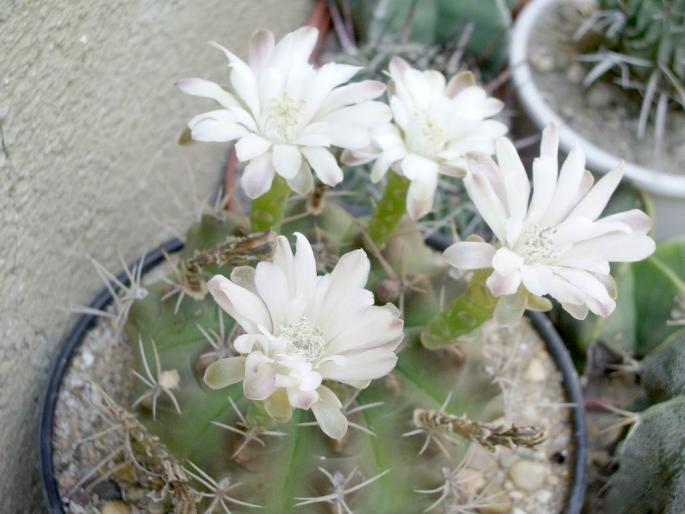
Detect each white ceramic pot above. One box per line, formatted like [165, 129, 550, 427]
[510, 0, 685, 240]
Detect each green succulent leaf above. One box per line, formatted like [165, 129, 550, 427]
[641, 328, 685, 403]
[605, 395, 685, 514]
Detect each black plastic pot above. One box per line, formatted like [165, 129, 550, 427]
[39, 237, 588, 514]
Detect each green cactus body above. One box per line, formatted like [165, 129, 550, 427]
[366, 171, 410, 248]
[582, 0, 685, 135]
[598, 0, 685, 83]
[123, 201, 520, 513]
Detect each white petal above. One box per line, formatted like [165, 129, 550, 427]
[496, 137, 530, 223]
[400, 153, 440, 181]
[554, 268, 615, 317]
[272, 235, 295, 290]
[562, 232, 656, 263]
[443, 241, 496, 270]
[406, 174, 438, 220]
[176, 78, 238, 108]
[302, 147, 343, 186]
[520, 264, 554, 296]
[287, 161, 315, 195]
[492, 247, 524, 275]
[235, 133, 272, 161]
[568, 164, 623, 220]
[556, 255, 610, 274]
[204, 357, 246, 389]
[599, 209, 652, 234]
[390, 96, 409, 129]
[370, 147, 406, 183]
[304, 62, 362, 114]
[241, 153, 275, 199]
[264, 389, 293, 422]
[258, 67, 285, 107]
[233, 333, 262, 353]
[272, 144, 302, 179]
[318, 249, 370, 324]
[554, 217, 631, 245]
[287, 387, 319, 410]
[545, 146, 586, 224]
[273, 26, 319, 68]
[326, 304, 404, 354]
[254, 261, 289, 328]
[404, 68, 432, 108]
[547, 274, 586, 305]
[320, 101, 392, 128]
[464, 160, 508, 241]
[318, 348, 398, 381]
[494, 290, 527, 326]
[315, 122, 370, 149]
[207, 275, 272, 333]
[248, 28, 275, 74]
[209, 41, 261, 118]
[486, 270, 521, 296]
[189, 110, 248, 142]
[311, 386, 348, 440]
[562, 303, 589, 320]
[526, 156, 558, 225]
[319, 80, 386, 113]
[294, 232, 317, 301]
[446, 70, 476, 97]
[243, 352, 276, 400]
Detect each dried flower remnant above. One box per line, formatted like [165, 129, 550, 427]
[412, 408, 545, 451]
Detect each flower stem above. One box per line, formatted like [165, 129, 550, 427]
[420, 270, 498, 349]
[367, 172, 410, 248]
[250, 176, 290, 233]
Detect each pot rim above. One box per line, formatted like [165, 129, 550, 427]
[510, 0, 685, 199]
[40, 236, 588, 514]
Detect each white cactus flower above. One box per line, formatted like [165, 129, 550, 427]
[343, 57, 507, 220]
[444, 124, 655, 323]
[204, 233, 404, 439]
[177, 27, 391, 198]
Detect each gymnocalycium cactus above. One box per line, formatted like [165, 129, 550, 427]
[575, 0, 685, 149]
[86, 25, 655, 513]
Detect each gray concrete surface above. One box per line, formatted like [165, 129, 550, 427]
[0, 1, 311, 510]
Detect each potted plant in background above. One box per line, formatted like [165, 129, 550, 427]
[39, 7, 659, 514]
[510, 0, 685, 239]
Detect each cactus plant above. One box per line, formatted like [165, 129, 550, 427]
[603, 329, 685, 514]
[575, 0, 685, 149]
[327, 0, 514, 242]
[122, 202, 543, 513]
[60, 22, 658, 514]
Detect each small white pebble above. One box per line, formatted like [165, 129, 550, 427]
[525, 358, 546, 381]
[510, 460, 548, 491]
[82, 351, 94, 367]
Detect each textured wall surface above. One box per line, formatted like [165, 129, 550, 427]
[0, 0, 310, 510]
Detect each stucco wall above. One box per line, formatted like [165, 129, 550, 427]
[0, 1, 311, 510]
